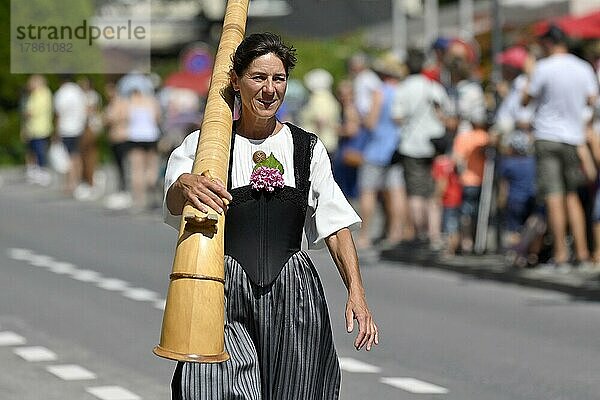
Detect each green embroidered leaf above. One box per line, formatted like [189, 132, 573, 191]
[253, 153, 284, 174]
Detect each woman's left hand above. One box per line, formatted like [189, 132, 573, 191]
[346, 290, 379, 351]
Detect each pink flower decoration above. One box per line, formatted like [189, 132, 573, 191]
[250, 166, 285, 192]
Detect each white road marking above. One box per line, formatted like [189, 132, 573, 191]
[122, 288, 159, 302]
[96, 278, 129, 291]
[70, 269, 103, 283]
[46, 364, 97, 381]
[154, 299, 166, 310]
[86, 386, 142, 400]
[338, 357, 382, 373]
[13, 346, 58, 362]
[48, 261, 78, 274]
[0, 331, 27, 346]
[380, 377, 449, 394]
[8, 249, 164, 312]
[28, 255, 55, 268]
[7, 248, 34, 261]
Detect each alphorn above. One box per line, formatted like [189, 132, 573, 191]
[154, 0, 250, 363]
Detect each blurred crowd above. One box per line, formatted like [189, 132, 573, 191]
[18, 23, 600, 272]
[293, 25, 600, 273]
[19, 71, 201, 212]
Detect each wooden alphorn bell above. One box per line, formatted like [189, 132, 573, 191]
[153, 0, 250, 363]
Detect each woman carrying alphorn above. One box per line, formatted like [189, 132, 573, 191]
[164, 32, 378, 399]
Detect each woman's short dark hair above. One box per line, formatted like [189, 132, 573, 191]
[231, 32, 297, 77]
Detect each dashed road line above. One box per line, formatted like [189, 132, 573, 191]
[0, 331, 27, 346]
[380, 377, 449, 394]
[86, 386, 142, 400]
[122, 288, 159, 302]
[96, 278, 129, 291]
[46, 364, 97, 381]
[7, 248, 34, 261]
[7, 248, 165, 309]
[338, 357, 382, 373]
[28, 255, 56, 268]
[14, 346, 58, 362]
[70, 269, 103, 283]
[4, 330, 141, 399]
[48, 261, 78, 275]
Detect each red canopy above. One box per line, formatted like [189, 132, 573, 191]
[535, 10, 600, 39]
[163, 70, 211, 96]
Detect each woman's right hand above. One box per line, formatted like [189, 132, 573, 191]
[168, 173, 233, 215]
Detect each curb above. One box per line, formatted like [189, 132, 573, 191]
[377, 244, 600, 301]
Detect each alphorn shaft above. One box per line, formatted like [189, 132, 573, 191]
[154, 0, 250, 363]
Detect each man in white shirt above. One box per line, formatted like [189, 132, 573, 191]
[348, 52, 382, 118]
[54, 76, 87, 195]
[392, 48, 449, 244]
[523, 26, 599, 267]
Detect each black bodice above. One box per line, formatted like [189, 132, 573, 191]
[224, 123, 317, 287]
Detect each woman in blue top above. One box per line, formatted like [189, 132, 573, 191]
[356, 54, 410, 249]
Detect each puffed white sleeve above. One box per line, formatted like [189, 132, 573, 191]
[304, 139, 362, 249]
[162, 130, 199, 230]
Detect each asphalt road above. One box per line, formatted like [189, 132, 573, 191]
[1, 173, 600, 400]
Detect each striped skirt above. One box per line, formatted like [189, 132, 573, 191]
[172, 251, 341, 400]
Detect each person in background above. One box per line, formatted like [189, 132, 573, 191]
[586, 113, 600, 266]
[278, 78, 307, 124]
[75, 77, 104, 200]
[392, 48, 450, 247]
[444, 39, 486, 136]
[349, 52, 382, 120]
[23, 75, 53, 186]
[523, 25, 598, 269]
[356, 53, 408, 249]
[103, 82, 133, 210]
[431, 135, 462, 257]
[497, 132, 536, 249]
[422, 36, 450, 85]
[300, 68, 340, 157]
[452, 124, 489, 254]
[54, 75, 88, 196]
[442, 39, 487, 254]
[332, 79, 364, 200]
[493, 45, 537, 251]
[494, 46, 535, 141]
[127, 88, 161, 211]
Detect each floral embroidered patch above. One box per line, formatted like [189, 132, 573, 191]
[250, 153, 285, 192]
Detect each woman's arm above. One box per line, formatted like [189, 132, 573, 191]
[166, 173, 232, 216]
[362, 89, 383, 131]
[325, 227, 379, 351]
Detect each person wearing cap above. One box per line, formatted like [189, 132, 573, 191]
[495, 46, 535, 142]
[422, 36, 450, 84]
[522, 25, 599, 268]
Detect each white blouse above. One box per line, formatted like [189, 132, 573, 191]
[163, 124, 361, 249]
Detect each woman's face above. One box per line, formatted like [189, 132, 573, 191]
[232, 53, 287, 120]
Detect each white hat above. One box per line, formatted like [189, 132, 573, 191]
[303, 68, 334, 92]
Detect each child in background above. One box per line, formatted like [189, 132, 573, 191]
[453, 128, 489, 254]
[432, 148, 463, 257]
[497, 131, 536, 248]
[431, 134, 462, 258]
